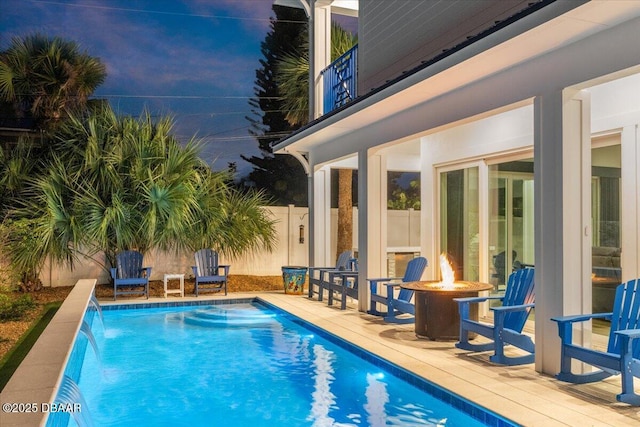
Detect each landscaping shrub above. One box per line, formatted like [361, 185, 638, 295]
[0, 294, 36, 321]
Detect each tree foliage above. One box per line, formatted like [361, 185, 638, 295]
[276, 22, 357, 126]
[242, 5, 309, 206]
[268, 12, 357, 259]
[0, 34, 278, 288]
[0, 33, 106, 131]
[5, 105, 278, 281]
[388, 172, 421, 210]
[1, 106, 276, 284]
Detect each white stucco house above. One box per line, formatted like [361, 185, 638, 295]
[272, 0, 640, 378]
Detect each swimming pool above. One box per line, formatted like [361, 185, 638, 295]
[48, 299, 517, 427]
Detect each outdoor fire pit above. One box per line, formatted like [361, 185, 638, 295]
[401, 280, 492, 340]
[401, 254, 491, 340]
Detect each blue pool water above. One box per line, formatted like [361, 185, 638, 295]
[50, 299, 516, 427]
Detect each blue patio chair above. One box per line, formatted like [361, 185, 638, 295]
[368, 257, 428, 323]
[455, 267, 535, 365]
[552, 279, 640, 405]
[110, 250, 151, 300]
[308, 251, 353, 301]
[192, 249, 230, 296]
[325, 258, 359, 309]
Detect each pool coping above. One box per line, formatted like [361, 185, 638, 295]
[0, 279, 96, 427]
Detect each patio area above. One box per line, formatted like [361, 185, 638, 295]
[254, 291, 640, 426]
[3, 285, 640, 427]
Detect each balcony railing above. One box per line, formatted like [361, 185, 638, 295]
[321, 44, 357, 115]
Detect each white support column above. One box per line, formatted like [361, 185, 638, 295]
[621, 125, 640, 280]
[534, 89, 592, 376]
[420, 137, 436, 278]
[357, 149, 387, 311]
[310, 0, 332, 119]
[313, 165, 332, 267]
[307, 173, 315, 266]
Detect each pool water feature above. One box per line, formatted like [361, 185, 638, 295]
[49, 300, 516, 427]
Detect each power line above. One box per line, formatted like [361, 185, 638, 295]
[28, 0, 308, 24]
[96, 94, 284, 100]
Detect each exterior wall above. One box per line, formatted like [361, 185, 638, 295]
[19, 206, 419, 287]
[35, 206, 309, 286]
[358, 0, 535, 94]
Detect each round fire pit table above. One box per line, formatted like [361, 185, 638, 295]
[401, 280, 493, 340]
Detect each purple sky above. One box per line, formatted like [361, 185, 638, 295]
[1, 0, 294, 176]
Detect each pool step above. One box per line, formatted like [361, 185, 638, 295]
[178, 305, 277, 328]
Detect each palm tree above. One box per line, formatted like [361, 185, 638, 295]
[8, 105, 277, 279]
[0, 33, 106, 131]
[276, 23, 357, 261]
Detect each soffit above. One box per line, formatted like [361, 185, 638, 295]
[274, 1, 640, 155]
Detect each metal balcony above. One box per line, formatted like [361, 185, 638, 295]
[321, 44, 357, 115]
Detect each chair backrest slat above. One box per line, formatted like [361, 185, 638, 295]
[116, 250, 144, 279]
[608, 279, 640, 358]
[336, 251, 353, 270]
[397, 257, 428, 302]
[195, 249, 219, 276]
[501, 268, 535, 333]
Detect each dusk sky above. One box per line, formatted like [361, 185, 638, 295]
[1, 0, 298, 176]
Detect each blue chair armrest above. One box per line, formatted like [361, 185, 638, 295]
[219, 265, 230, 275]
[110, 267, 117, 280]
[368, 277, 402, 295]
[142, 267, 152, 277]
[551, 312, 613, 325]
[320, 268, 347, 281]
[338, 271, 358, 277]
[336, 272, 358, 284]
[367, 277, 401, 284]
[309, 266, 338, 274]
[615, 328, 640, 340]
[491, 303, 535, 313]
[454, 295, 504, 304]
[553, 312, 613, 344]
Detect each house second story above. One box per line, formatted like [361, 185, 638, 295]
[281, 0, 585, 119]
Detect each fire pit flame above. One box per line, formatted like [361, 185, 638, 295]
[440, 253, 455, 289]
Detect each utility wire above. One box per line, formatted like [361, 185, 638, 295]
[27, 0, 308, 24]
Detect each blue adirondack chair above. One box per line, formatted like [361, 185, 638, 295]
[455, 267, 535, 365]
[368, 257, 428, 323]
[110, 250, 151, 300]
[308, 251, 353, 301]
[192, 249, 230, 296]
[325, 258, 359, 309]
[552, 279, 640, 405]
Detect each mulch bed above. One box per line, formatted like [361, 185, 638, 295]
[0, 275, 285, 362]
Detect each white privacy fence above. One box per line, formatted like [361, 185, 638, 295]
[26, 207, 420, 287]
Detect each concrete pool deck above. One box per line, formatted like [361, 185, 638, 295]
[2, 286, 640, 426]
[258, 292, 640, 426]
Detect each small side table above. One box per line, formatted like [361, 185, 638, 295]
[163, 273, 185, 298]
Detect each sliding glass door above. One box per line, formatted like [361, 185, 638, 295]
[591, 142, 621, 316]
[488, 160, 534, 291]
[440, 167, 479, 281]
